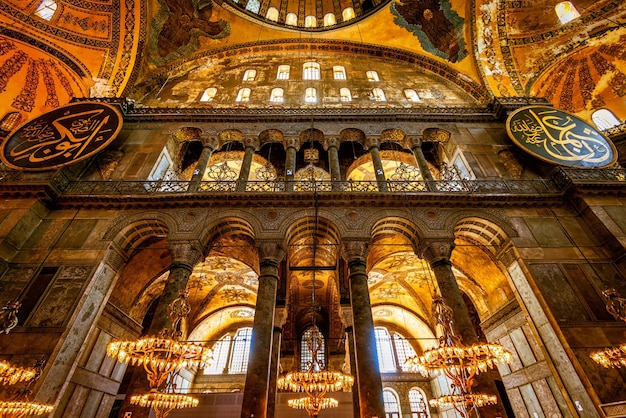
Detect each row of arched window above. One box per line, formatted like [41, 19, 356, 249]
[201, 87, 425, 104]
[239, 66, 379, 82]
[235, 0, 356, 28]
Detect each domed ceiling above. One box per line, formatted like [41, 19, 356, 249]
[0, 0, 624, 122]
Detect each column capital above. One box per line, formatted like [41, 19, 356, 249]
[167, 240, 204, 270]
[324, 136, 340, 149]
[200, 135, 219, 150]
[274, 306, 287, 328]
[257, 240, 285, 263]
[243, 136, 260, 150]
[284, 136, 299, 149]
[341, 239, 369, 264]
[407, 135, 424, 149]
[339, 305, 353, 328]
[420, 239, 455, 265]
[365, 136, 381, 150]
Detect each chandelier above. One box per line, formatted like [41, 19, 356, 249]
[0, 360, 54, 416]
[405, 296, 511, 417]
[277, 326, 353, 417]
[591, 289, 626, 368]
[0, 360, 37, 386]
[106, 290, 212, 417]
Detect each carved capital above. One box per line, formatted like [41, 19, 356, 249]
[243, 136, 260, 150]
[339, 305, 353, 328]
[284, 137, 299, 149]
[325, 137, 340, 149]
[407, 135, 424, 149]
[365, 136, 381, 150]
[201, 136, 220, 150]
[167, 240, 204, 270]
[420, 239, 455, 265]
[274, 306, 287, 328]
[257, 240, 285, 262]
[341, 239, 369, 263]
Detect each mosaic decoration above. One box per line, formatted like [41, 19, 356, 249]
[222, 287, 249, 303]
[391, 0, 467, 63]
[1, 102, 123, 171]
[150, 0, 229, 64]
[11, 58, 39, 112]
[506, 106, 617, 168]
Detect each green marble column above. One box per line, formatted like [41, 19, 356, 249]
[366, 138, 388, 192]
[408, 136, 436, 190]
[241, 242, 284, 418]
[266, 308, 285, 418]
[326, 137, 342, 191]
[188, 137, 218, 192]
[284, 140, 297, 192]
[236, 141, 257, 192]
[343, 241, 385, 418]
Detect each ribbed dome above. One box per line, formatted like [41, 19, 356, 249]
[214, 0, 390, 31]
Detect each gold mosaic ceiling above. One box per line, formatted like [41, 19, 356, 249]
[0, 0, 624, 124]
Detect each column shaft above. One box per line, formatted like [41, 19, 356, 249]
[241, 258, 279, 418]
[369, 146, 388, 192]
[149, 262, 193, 334]
[189, 144, 215, 191]
[237, 145, 256, 192]
[410, 142, 436, 191]
[347, 258, 386, 418]
[328, 145, 341, 191]
[285, 145, 296, 192]
[266, 325, 282, 418]
[346, 325, 360, 418]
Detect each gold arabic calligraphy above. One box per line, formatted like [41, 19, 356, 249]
[510, 108, 612, 165]
[8, 109, 113, 164]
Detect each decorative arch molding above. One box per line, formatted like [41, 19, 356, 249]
[135, 39, 489, 103]
[443, 209, 518, 241]
[200, 215, 257, 252]
[104, 210, 178, 239]
[106, 217, 172, 258]
[189, 304, 256, 341]
[129, 269, 169, 321]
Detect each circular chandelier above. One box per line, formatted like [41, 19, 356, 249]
[277, 326, 353, 417]
[287, 396, 339, 416]
[0, 360, 36, 385]
[590, 343, 626, 368]
[130, 390, 199, 418]
[405, 296, 511, 417]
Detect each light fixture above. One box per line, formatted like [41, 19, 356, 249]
[0, 360, 54, 416]
[130, 389, 199, 418]
[0, 300, 21, 334]
[0, 360, 37, 385]
[277, 192, 354, 416]
[106, 290, 212, 417]
[590, 289, 626, 368]
[405, 295, 512, 417]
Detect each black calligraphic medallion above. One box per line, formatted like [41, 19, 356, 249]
[506, 106, 617, 168]
[1, 102, 123, 171]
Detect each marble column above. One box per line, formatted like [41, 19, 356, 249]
[341, 306, 360, 418]
[284, 138, 298, 192]
[236, 137, 259, 192]
[365, 137, 388, 192]
[342, 240, 386, 418]
[266, 307, 286, 418]
[241, 241, 284, 418]
[407, 136, 436, 191]
[188, 136, 219, 192]
[326, 137, 342, 191]
[420, 239, 508, 417]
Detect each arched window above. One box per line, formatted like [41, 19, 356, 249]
[305, 87, 317, 104]
[301, 325, 325, 371]
[404, 89, 421, 102]
[204, 334, 232, 374]
[333, 66, 347, 80]
[229, 327, 252, 373]
[383, 389, 401, 418]
[243, 69, 257, 81]
[200, 87, 217, 102]
[375, 327, 417, 372]
[303, 62, 321, 80]
[0, 112, 22, 132]
[270, 88, 284, 103]
[277, 65, 290, 80]
[366, 70, 379, 81]
[285, 12, 298, 26]
[305, 15, 317, 27]
[555, 1, 580, 24]
[342, 7, 355, 21]
[409, 388, 430, 418]
[323, 13, 336, 26]
[236, 88, 251, 102]
[266, 6, 279, 21]
[245, 0, 260, 13]
[35, 0, 57, 20]
[371, 88, 386, 102]
[592, 109, 621, 130]
[340, 88, 352, 102]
